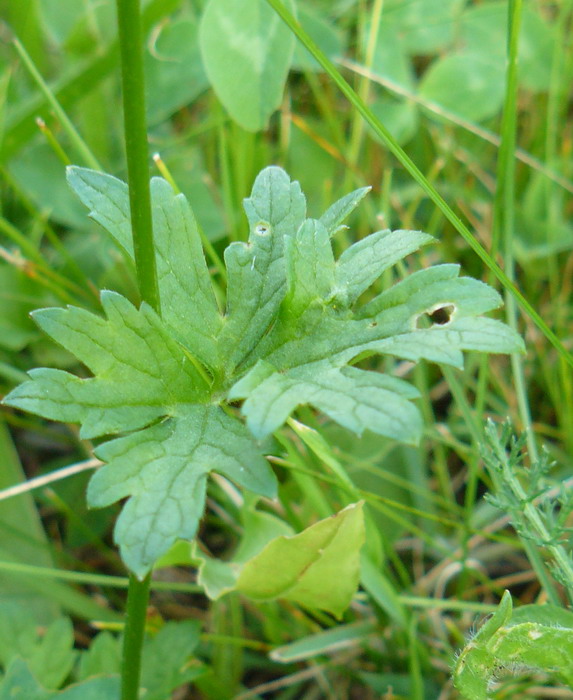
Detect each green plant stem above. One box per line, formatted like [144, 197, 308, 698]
[0, 559, 201, 593]
[121, 572, 151, 700]
[264, 0, 573, 370]
[116, 0, 160, 312]
[115, 0, 159, 697]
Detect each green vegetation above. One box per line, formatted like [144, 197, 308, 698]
[0, 0, 572, 698]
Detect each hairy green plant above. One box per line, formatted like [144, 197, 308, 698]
[3, 166, 522, 581]
[454, 591, 573, 699]
[484, 420, 573, 600]
[454, 423, 573, 698]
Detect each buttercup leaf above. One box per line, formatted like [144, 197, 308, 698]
[89, 406, 275, 578]
[3, 165, 523, 581]
[5, 292, 209, 439]
[67, 168, 222, 367]
[3, 293, 275, 577]
[218, 165, 306, 375]
[230, 361, 421, 442]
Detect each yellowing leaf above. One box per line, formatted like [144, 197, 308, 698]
[236, 502, 365, 618]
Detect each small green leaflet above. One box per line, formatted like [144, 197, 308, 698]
[4, 165, 523, 579]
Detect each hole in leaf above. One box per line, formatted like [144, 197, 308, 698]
[416, 304, 455, 329]
[369, 321, 378, 328]
[255, 222, 270, 236]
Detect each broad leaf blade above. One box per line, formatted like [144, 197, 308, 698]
[219, 166, 306, 374]
[199, 0, 296, 131]
[362, 266, 502, 320]
[88, 406, 276, 578]
[4, 292, 209, 438]
[149, 177, 222, 366]
[258, 268, 512, 372]
[67, 168, 222, 365]
[232, 221, 522, 440]
[367, 317, 524, 367]
[232, 361, 422, 443]
[237, 502, 365, 618]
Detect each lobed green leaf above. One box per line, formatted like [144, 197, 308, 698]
[5, 292, 209, 439]
[231, 361, 421, 442]
[218, 166, 306, 374]
[88, 406, 276, 578]
[4, 165, 523, 582]
[67, 168, 222, 367]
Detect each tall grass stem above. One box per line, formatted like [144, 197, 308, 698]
[12, 38, 102, 171]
